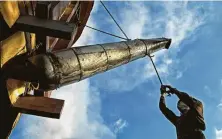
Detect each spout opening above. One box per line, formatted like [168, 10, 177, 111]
[165, 39, 172, 49]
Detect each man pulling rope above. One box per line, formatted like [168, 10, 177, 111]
[159, 85, 206, 139]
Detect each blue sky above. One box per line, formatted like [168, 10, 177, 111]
[10, 1, 222, 139]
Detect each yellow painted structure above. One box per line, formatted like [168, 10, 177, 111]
[0, 1, 94, 138]
[0, 2, 34, 136]
[0, 1, 20, 27]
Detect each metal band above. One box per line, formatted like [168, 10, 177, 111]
[99, 44, 109, 71]
[71, 48, 82, 81]
[123, 41, 132, 63]
[138, 39, 163, 85]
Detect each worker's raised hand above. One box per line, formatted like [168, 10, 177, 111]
[160, 85, 166, 94]
[162, 85, 179, 95]
[160, 85, 176, 96]
[160, 85, 171, 96]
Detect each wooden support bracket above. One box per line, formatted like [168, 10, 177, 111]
[13, 96, 65, 119]
[50, 1, 70, 20]
[14, 15, 76, 40]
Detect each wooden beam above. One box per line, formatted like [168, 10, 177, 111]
[51, 2, 81, 51]
[35, 1, 51, 19]
[14, 15, 76, 40]
[24, 32, 32, 53]
[33, 90, 45, 96]
[35, 1, 51, 53]
[13, 96, 64, 119]
[50, 1, 70, 20]
[49, 2, 79, 50]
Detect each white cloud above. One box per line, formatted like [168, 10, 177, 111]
[204, 85, 212, 98]
[163, 1, 204, 48]
[143, 2, 205, 81]
[120, 2, 150, 39]
[218, 101, 222, 111]
[19, 81, 115, 139]
[91, 2, 205, 93]
[113, 119, 128, 134]
[176, 71, 183, 79]
[216, 128, 222, 139]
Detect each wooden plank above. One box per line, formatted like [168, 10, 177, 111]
[50, 1, 70, 20]
[51, 2, 81, 51]
[35, 1, 51, 19]
[24, 32, 32, 53]
[13, 96, 64, 119]
[14, 15, 76, 40]
[35, 1, 51, 53]
[33, 90, 45, 96]
[49, 2, 79, 50]
[52, 1, 94, 51]
[34, 2, 51, 95]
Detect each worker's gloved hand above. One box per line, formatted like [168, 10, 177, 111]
[161, 85, 178, 95]
[160, 85, 171, 96]
[160, 85, 166, 94]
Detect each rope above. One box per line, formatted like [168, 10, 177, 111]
[98, 1, 164, 86]
[100, 1, 130, 40]
[89, 2, 164, 88]
[77, 1, 129, 41]
[148, 55, 163, 85]
[84, 24, 129, 41]
[139, 40, 164, 85]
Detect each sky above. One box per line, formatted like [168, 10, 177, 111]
[10, 1, 222, 139]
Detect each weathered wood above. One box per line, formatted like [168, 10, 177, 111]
[52, 2, 81, 51]
[50, 1, 70, 20]
[33, 89, 45, 96]
[24, 32, 32, 53]
[52, 1, 94, 51]
[49, 2, 79, 51]
[13, 96, 64, 119]
[35, 1, 51, 53]
[34, 1, 70, 97]
[35, 1, 51, 19]
[14, 15, 76, 40]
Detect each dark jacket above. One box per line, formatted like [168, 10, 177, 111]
[159, 91, 206, 139]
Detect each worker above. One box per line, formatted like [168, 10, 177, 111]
[159, 85, 206, 139]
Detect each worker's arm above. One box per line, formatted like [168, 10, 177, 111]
[161, 85, 198, 110]
[172, 88, 196, 109]
[171, 87, 202, 111]
[159, 94, 178, 126]
[163, 85, 206, 130]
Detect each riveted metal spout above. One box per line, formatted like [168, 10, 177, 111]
[3, 38, 171, 90]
